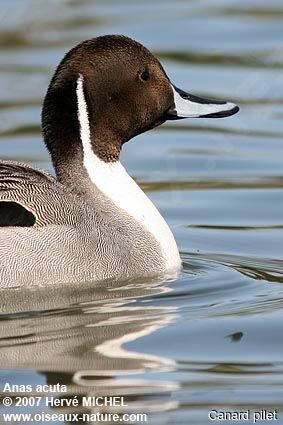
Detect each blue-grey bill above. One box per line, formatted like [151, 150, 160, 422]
[166, 84, 239, 119]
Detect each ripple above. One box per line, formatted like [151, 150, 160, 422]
[157, 50, 283, 69]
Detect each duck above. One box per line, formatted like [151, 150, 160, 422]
[0, 35, 239, 288]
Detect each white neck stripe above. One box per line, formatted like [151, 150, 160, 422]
[76, 75, 181, 273]
[76, 74, 93, 159]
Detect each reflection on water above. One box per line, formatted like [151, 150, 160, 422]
[0, 0, 283, 423]
[0, 279, 175, 373]
[0, 279, 179, 416]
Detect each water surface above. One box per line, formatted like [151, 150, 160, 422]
[0, 0, 283, 423]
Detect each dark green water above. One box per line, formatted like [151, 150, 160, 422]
[0, 0, 283, 424]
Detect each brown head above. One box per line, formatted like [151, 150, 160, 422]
[42, 35, 239, 182]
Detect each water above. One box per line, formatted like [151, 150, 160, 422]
[0, 0, 283, 423]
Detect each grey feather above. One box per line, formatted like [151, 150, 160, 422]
[0, 161, 164, 288]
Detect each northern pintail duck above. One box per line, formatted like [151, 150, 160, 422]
[0, 35, 239, 287]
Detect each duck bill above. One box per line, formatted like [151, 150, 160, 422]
[166, 84, 239, 120]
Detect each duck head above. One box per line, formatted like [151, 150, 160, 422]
[42, 35, 239, 181]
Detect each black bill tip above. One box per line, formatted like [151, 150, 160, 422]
[200, 105, 240, 118]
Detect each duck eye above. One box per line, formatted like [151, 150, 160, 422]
[140, 70, 150, 82]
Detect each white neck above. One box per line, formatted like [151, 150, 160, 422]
[76, 74, 181, 272]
